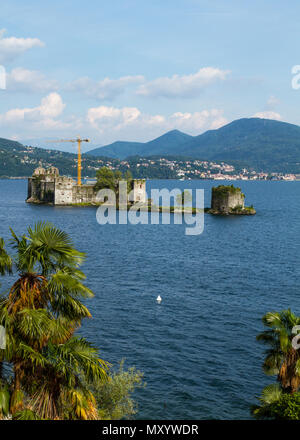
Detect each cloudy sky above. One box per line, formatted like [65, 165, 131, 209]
[0, 0, 299, 151]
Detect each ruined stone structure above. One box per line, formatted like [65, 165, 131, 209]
[27, 167, 146, 205]
[211, 185, 245, 213]
[207, 184, 256, 216]
[128, 179, 147, 203]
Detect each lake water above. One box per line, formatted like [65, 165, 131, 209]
[0, 179, 299, 419]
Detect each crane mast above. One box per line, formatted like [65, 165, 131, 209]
[47, 137, 90, 185]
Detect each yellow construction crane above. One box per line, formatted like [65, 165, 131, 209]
[47, 137, 90, 185]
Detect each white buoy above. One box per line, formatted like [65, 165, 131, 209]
[156, 295, 162, 303]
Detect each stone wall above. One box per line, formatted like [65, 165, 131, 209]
[54, 176, 75, 205]
[72, 184, 96, 204]
[211, 185, 245, 213]
[27, 167, 147, 206]
[27, 177, 55, 204]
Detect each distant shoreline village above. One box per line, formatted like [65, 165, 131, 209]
[115, 158, 299, 181]
[2, 156, 299, 182]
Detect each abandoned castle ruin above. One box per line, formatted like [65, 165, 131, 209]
[26, 167, 146, 205]
[209, 185, 256, 215]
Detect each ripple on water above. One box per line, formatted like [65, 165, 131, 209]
[0, 179, 299, 419]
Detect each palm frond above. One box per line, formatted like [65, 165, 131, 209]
[260, 384, 282, 404]
[46, 337, 109, 383]
[262, 350, 282, 375]
[0, 238, 12, 275]
[50, 295, 92, 322]
[16, 309, 53, 346]
[27, 222, 86, 273]
[13, 408, 40, 420]
[48, 271, 94, 299]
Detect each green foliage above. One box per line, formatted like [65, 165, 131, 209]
[0, 222, 110, 420]
[270, 393, 300, 419]
[14, 408, 40, 420]
[231, 205, 244, 212]
[252, 390, 300, 420]
[0, 238, 12, 276]
[92, 360, 145, 420]
[243, 206, 256, 213]
[121, 158, 177, 179]
[0, 385, 10, 417]
[212, 184, 244, 197]
[253, 309, 300, 420]
[94, 167, 133, 194]
[256, 309, 300, 381]
[0, 222, 144, 420]
[176, 190, 192, 206]
[124, 170, 133, 192]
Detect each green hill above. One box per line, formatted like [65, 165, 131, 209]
[87, 130, 193, 160]
[1, 117, 300, 175]
[88, 141, 145, 159]
[0, 138, 119, 177]
[182, 118, 300, 172]
[86, 118, 300, 173]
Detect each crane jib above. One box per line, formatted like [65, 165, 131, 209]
[46, 137, 90, 185]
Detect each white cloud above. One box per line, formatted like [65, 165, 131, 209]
[86, 104, 227, 141]
[253, 111, 281, 121]
[6, 67, 58, 93]
[39, 93, 66, 118]
[170, 109, 227, 131]
[0, 93, 67, 131]
[66, 75, 144, 100]
[0, 95, 227, 144]
[0, 29, 44, 63]
[64, 67, 229, 101]
[136, 67, 230, 98]
[87, 105, 141, 132]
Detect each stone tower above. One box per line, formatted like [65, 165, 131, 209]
[211, 185, 245, 214]
[129, 179, 146, 203]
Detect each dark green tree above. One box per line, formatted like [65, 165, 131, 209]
[94, 167, 133, 197]
[176, 190, 192, 206]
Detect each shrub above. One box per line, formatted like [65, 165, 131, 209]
[92, 360, 145, 420]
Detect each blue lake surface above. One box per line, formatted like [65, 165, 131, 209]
[0, 179, 299, 419]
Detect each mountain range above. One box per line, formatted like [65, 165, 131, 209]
[87, 130, 193, 159]
[86, 118, 300, 173]
[1, 117, 300, 176]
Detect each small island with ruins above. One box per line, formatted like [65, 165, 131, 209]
[26, 166, 146, 206]
[26, 168, 256, 216]
[207, 184, 256, 215]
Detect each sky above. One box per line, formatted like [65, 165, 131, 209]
[0, 0, 300, 151]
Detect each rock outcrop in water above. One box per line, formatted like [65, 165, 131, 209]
[208, 184, 256, 215]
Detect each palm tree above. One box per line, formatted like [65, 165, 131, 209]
[19, 337, 108, 420]
[257, 309, 300, 393]
[0, 222, 109, 419]
[0, 236, 12, 415]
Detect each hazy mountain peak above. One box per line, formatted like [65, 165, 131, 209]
[86, 117, 300, 172]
